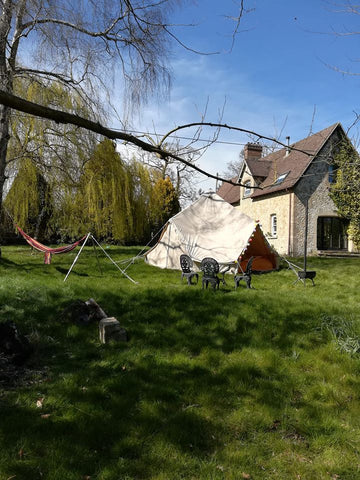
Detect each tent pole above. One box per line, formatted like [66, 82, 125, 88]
[90, 235, 138, 285]
[64, 232, 91, 282]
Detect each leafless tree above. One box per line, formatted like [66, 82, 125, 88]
[315, 1, 360, 79]
[0, 0, 250, 213]
[222, 149, 245, 180]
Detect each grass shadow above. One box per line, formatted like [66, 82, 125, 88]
[55, 266, 89, 277]
[1, 251, 360, 479]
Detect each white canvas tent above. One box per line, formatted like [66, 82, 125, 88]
[145, 193, 278, 273]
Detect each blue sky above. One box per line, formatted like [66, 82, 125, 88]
[120, 0, 360, 192]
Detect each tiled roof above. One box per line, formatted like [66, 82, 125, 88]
[245, 157, 271, 178]
[251, 123, 341, 198]
[216, 176, 240, 205]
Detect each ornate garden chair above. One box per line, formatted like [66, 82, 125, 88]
[234, 256, 255, 289]
[200, 257, 220, 290]
[180, 254, 199, 286]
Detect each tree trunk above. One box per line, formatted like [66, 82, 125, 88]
[0, 0, 25, 216]
[0, 0, 17, 215]
[0, 103, 10, 213]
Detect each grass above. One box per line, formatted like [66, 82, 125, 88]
[1, 245, 360, 479]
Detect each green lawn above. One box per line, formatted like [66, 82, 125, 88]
[1, 245, 360, 480]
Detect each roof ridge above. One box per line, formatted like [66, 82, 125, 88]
[250, 122, 343, 198]
[259, 122, 341, 162]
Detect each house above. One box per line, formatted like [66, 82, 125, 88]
[217, 123, 355, 256]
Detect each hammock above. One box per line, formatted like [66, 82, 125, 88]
[15, 225, 86, 264]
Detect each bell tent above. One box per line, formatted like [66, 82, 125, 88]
[145, 192, 278, 272]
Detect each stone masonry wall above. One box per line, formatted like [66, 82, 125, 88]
[293, 131, 342, 256]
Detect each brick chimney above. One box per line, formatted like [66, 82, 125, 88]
[244, 142, 263, 162]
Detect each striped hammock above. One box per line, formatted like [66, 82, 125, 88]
[16, 225, 86, 264]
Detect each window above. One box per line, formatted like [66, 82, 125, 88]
[270, 214, 277, 237]
[243, 181, 251, 197]
[273, 172, 288, 185]
[328, 164, 335, 184]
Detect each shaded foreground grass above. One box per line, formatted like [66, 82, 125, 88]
[1, 245, 360, 479]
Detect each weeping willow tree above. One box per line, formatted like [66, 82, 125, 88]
[4, 132, 181, 244]
[2, 77, 101, 242]
[2, 76, 181, 244]
[4, 157, 52, 240]
[57, 139, 131, 242]
[150, 175, 180, 230]
[56, 140, 180, 244]
[126, 159, 155, 243]
[7, 77, 99, 191]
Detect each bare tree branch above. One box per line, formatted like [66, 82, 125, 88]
[0, 90, 318, 191]
[157, 121, 316, 155]
[0, 89, 248, 187]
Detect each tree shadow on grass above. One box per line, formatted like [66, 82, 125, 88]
[1, 280, 359, 478]
[0, 256, 18, 267]
[0, 359, 222, 478]
[55, 266, 89, 277]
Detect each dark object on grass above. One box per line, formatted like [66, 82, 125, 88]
[200, 257, 220, 290]
[234, 256, 255, 289]
[60, 298, 108, 325]
[180, 254, 199, 286]
[99, 317, 128, 344]
[0, 321, 32, 365]
[294, 270, 316, 286]
[86, 298, 108, 321]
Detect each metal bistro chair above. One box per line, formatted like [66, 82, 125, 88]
[234, 256, 255, 289]
[180, 254, 199, 286]
[200, 257, 221, 290]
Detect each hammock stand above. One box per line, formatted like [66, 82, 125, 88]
[15, 224, 86, 264]
[14, 225, 137, 284]
[64, 232, 138, 284]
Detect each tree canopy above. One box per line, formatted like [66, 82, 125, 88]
[5, 138, 180, 244]
[330, 141, 360, 247]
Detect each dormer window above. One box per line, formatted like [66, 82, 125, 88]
[273, 172, 288, 186]
[243, 181, 251, 197]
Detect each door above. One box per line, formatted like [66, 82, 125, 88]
[317, 217, 348, 250]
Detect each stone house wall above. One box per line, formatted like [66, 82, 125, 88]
[292, 130, 343, 256]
